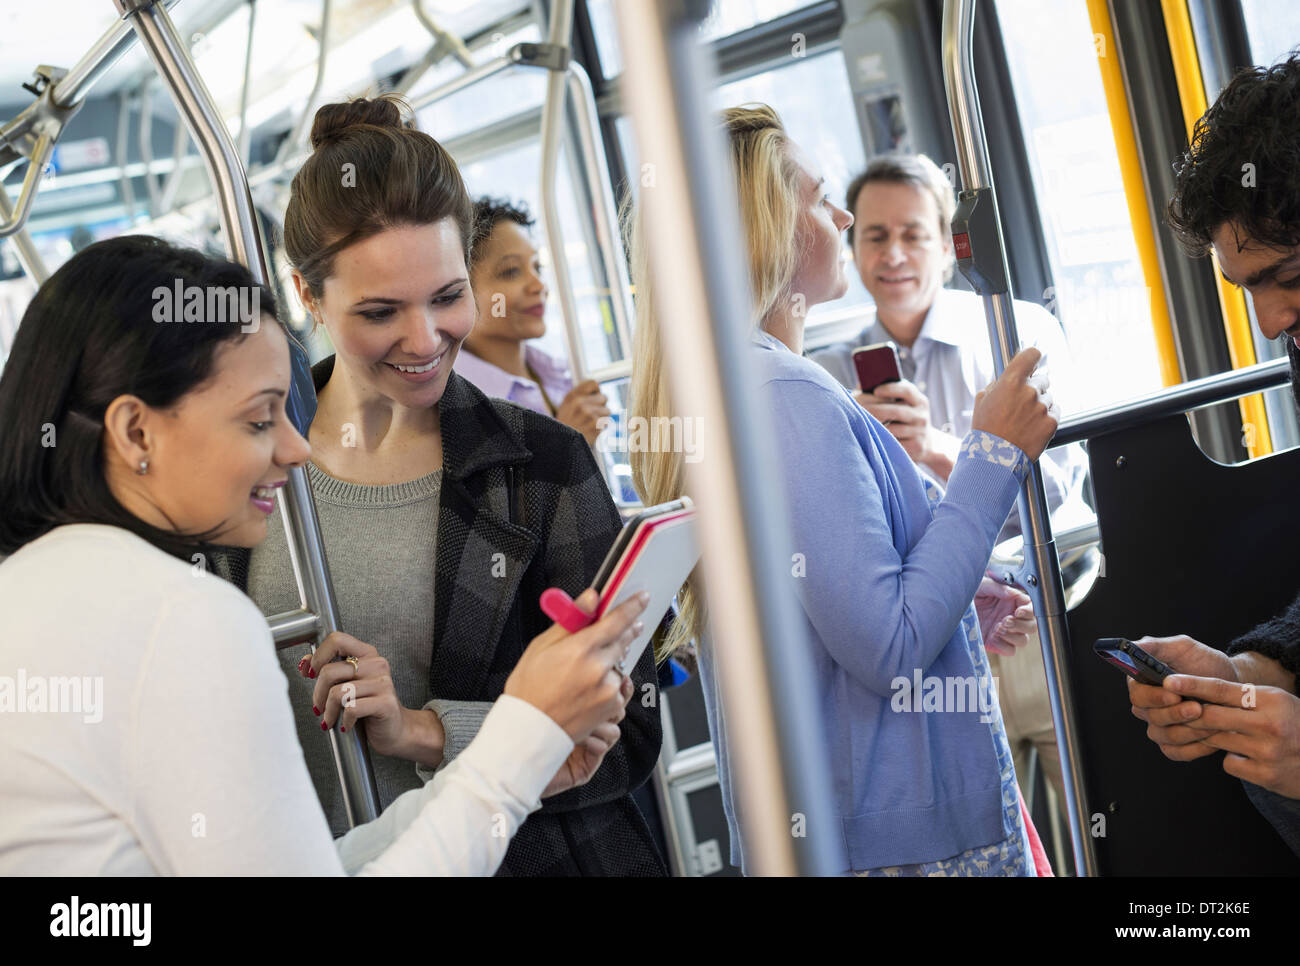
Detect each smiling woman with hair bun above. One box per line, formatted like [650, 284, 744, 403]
[219, 95, 666, 876]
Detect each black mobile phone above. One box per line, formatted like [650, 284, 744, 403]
[1093, 637, 1176, 686]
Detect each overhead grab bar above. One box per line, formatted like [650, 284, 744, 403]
[114, 0, 381, 828]
[137, 80, 163, 217]
[389, 2, 475, 107]
[0, 191, 50, 284]
[54, 0, 181, 110]
[273, 0, 333, 168]
[0, 134, 55, 240]
[942, 0, 1096, 875]
[237, 0, 258, 165]
[115, 90, 140, 225]
[413, 0, 474, 69]
[0, 1, 182, 239]
[157, 101, 190, 213]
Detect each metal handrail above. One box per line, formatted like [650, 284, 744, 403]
[115, 0, 380, 827]
[413, 0, 474, 69]
[538, 0, 584, 381]
[157, 101, 190, 213]
[0, 135, 55, 239]
[533, 6, 634, 384]
[565, 61, 635, 375]
[137, 80, 163, 217]
[54, 0, 181, 109]
[614, 0, 842, 876]
[236, 0, 257, 165]
[0, 2, 181, 237]
[0, 191, 49, 284]
[943, 0, 1096, 876]
[1053, 356, 1292, 449]
[115, 89, 139, 224]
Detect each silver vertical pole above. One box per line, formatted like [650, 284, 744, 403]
[941, 0, 1096, 876]
[237, 0, 257, 166]
[538, 0, 586, 379]
[116, 0, 381, 827]
[565, 62, 634, 364]
[614, 0, 841, 875]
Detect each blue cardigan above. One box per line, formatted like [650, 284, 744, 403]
[698, 330, 1029, 872]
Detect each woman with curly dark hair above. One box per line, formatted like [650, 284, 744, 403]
[458, 196, 610, 446]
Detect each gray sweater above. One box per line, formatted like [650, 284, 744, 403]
[247, 461, 486, 835]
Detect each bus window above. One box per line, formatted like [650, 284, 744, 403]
[588, 0, 815, 78]
[994, 0, 1165, 410]
[1240, 0, 1300, 66]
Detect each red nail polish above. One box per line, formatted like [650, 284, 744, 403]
[313, 705, 320, 716]
[320, 720, 328, 731]
[308, 668, 317, 679]
[340, 725, 347, 733]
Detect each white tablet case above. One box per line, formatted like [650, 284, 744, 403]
[597, 509, 700, 675]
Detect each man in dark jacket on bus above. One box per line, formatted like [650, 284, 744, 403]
[1128, 53, 1300, 852]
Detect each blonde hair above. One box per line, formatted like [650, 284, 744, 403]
[626, 103, 802, 661]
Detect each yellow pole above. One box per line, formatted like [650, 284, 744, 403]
[1086, 0, 1181, 389]
[1161, 0, 1272, 457]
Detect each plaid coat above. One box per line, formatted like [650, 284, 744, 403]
[220, 358, 666, 876]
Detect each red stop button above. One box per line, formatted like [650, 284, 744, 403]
[953, 232, 972, 260]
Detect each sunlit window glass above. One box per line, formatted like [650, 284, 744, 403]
[994, 0, 1164, 409]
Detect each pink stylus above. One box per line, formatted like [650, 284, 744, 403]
[540, 587, 595, 633]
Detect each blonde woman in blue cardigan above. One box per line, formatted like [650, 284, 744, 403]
[628, 104, 1058, 875]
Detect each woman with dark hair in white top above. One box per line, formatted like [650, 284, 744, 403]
[0, 234, 646, 875]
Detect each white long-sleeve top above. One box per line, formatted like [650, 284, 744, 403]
[0, 524, 573, 875]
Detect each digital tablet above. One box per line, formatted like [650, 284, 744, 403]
[541, 498, 699, 674]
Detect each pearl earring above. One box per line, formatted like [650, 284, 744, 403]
[136, 458, 149, 475]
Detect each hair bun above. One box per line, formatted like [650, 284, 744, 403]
[309, 95, 407, 149]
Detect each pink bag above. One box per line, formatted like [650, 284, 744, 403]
[1018, 787, 1054, 877]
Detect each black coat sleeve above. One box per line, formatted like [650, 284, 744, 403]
[1225, 343, 1300, 680]
[532, 437, 663, 814]
[1226, 589, 1300, 680]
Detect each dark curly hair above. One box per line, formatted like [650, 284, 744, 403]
[1167, 53, 1300, 258]
[469, 196, 535, 268]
